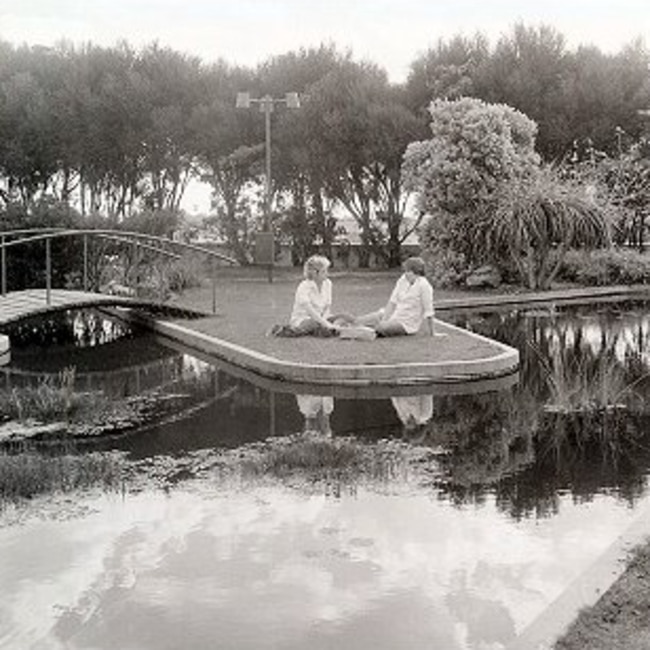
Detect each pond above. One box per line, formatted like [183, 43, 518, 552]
[2, 302, 650, 650]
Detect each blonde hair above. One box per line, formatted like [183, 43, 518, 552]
[304, 255, 331, 278]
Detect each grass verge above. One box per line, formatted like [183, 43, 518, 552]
[554, 539, 650, 650]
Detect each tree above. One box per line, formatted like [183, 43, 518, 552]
[560, 40, 650, 158]
[257, 45, 351, 264]
[403, 96, 540, 269]
[477, 23, 570, 160]
[405, 33, 489, 113]
[134, 44, 205, 212]
[303, 61, 423, 266]
[191, 60, 259, 264]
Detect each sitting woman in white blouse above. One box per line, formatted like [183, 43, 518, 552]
[270, 255, 342, 337]
[356, 256, 439, 337]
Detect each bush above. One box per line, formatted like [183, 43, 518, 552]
[164, 254, 203, 292]
[418, 215, 472, 288]
[560, 248, 650, 285]
[423, 246, 469, 288]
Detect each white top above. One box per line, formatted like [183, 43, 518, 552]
[391, 395, 434, 426]
[290, 278, 332, 327]
[388, 275, 434, 334]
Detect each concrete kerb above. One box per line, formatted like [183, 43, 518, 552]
[121, 312, 519, 386]
[156, 334, 521, 398]
[436, 284, 650, 312]
[507, 499, 650, 650]
[108, 285, 650, 386]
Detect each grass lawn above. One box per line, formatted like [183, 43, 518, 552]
[172, 267, 506, 366]
[554, 540, 650, 650]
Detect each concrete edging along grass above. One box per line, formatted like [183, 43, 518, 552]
[118, 284, 649, 387]
[124, 313, 519, 386]
[435, 284, 650, 311]
[506, 499, 650, 650]
[159, 332, 521, 398]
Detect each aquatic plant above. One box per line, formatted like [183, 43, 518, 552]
[235, 435, 413, 486]
[0, 451, 125, 506]
[0, 367, 112, 424]
[533, 340, 650, 415]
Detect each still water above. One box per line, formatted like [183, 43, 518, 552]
[2, 303, 650, 650]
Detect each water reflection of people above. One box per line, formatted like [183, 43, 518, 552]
[391, 394, 433, 441]
[296, 394, 334, 436]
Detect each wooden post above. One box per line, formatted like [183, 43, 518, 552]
[83, 234, 89, 292]
[45, 236, 52, 306]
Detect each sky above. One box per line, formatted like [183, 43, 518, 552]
[1, 0, 648, 83]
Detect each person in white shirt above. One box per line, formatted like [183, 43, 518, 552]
[270, 255, 341, 337]
[356, 257, 440, 337]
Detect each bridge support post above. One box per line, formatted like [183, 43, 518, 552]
[83, 235, 89, 292]
[45, 237, 51, 306]
[1, 235, 6, 296]
[269, 391, 276, 437]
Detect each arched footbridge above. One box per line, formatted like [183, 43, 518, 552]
[0, 288, 207, 327]
[0, 227, 238, 326]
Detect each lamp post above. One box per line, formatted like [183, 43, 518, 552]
[236, 91, 301, 281]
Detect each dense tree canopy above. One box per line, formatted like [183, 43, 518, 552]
[0, 24, 647, 267]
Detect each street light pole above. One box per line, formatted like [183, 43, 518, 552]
[237, 91, 301, 282]
[264, 98, 272, 233]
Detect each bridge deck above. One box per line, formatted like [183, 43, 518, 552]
[0, 289, 205, 326]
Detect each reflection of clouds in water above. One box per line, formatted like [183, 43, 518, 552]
[0, 493, 207, 650]
[1, 488, 648, 650]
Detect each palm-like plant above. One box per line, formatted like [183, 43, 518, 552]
[483, 167, 613, 289]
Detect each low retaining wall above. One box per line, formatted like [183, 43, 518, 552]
[118, 311, 520, 387]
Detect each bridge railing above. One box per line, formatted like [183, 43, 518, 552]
[0, 228, 238, 313]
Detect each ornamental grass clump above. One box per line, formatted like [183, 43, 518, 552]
[0, 367, 111, 425]
[242, 435, 410, 484]
[0, 451, 125, 506]
[254, 436, 364, 478]
[484, 168, 613, 289]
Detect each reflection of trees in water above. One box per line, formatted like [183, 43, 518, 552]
[3, 309, 133, 348]
[428, 389, 537, 506]
[435, 302, 650, 516]
[487, 409, 650, 520]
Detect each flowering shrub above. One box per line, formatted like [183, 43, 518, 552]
[403, 97, 540, 226]
[404, 97, 541, 272]
[418, 215, 470, 287]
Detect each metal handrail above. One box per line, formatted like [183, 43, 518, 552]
[0, 228, 237, 311]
